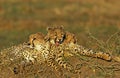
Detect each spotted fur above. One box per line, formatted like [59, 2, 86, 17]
[27, 32, 76, 73]
[65, 44, 112, 61]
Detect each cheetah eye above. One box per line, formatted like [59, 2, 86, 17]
[33, 38, 36, 40]
[62, 34, 64, 36]
[54, 32, 57, 36]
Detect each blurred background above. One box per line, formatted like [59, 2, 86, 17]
[0, 0, 120, 50]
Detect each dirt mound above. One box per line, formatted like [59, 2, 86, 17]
[0, 43, 120, 78]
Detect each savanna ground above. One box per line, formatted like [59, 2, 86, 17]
[0, 0, 120, 78]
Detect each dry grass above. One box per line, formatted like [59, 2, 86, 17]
[0, 42, 120, 78]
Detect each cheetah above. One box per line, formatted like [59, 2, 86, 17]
[54, 26, 66, 45]
[45, 26, 112, 61]
[45, 26, 70, 45]
[28, 32, 45, 47]
[27, 32, 50, 61]
[26, 27, 111, 74]
[27, 32, 75, 73]
[63, 31, 77, 44]
[28, 32, 50, 51]
[65, 44, 112, 61]
[45, 26, 77, 46]
[44, 27, 57, 44]
[45, 26, 74, 55]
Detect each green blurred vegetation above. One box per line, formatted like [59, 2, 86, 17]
[0, 0, 120, 50]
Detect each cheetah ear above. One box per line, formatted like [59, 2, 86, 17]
[56, 25, 64, 29]
[73, 34, 77, 43]
[59, 25, 64, 29]
[74, 38, 77, 43]
[73, 33, 76, 39]
[72, 33, 75, 37]
[47, 27, 53, 31]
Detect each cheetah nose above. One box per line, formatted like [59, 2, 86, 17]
[59, 39, 61, 41]
[59, 39, 63, 44]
